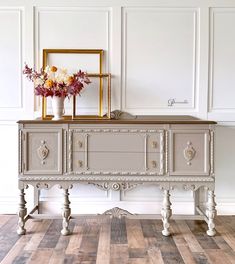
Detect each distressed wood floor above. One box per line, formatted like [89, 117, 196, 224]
[0, 215, 235, 263]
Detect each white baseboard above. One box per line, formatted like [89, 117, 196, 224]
[0, 198, 18, 214]
[1, 197, 234, 215]
[216, 198, 235, 215]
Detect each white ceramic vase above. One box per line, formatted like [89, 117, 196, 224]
[52, 96, 65, 120]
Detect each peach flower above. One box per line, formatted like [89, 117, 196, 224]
[51, 66, 57, 72]
[45, 79, 54, 88]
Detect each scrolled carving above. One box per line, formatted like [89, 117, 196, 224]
[110, 110, 136, 120]
[112, 183, 120, 190]
[102, 207, 133, 218]
[69, 128, 162, 134]
[58, 184, 73, 190]
[36, 182, 50, 189]
[88, 182, 110, 191]
[37, 140, 49, 165]
[183, 184, 196, 191]
[120, 182, 143, 191]
[183, 141, 196, 165]
[20, 175, 215, 183]
[88, 182, 143, 191]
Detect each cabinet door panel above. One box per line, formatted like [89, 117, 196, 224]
[170, 130, 210, 175]
[23, 129, 62, 175]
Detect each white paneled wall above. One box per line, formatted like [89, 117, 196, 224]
[0, 0, 235, 215]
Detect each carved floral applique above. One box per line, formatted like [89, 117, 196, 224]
[37, 140, 49, 164]
[183, 141, 196, 165]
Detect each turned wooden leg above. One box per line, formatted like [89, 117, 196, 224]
[61, 188, 71, 236]
[17, 188, 27, 235]
[206, 190, 216, 236]
[161, 190, 172, 236]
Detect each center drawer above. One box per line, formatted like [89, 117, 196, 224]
[72, 132, 161, 152]
[70, 130, 164, 174]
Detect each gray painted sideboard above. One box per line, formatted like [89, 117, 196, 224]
[17, 115, 217, 236]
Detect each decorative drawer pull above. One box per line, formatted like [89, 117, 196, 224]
[151, 160, 157, 168]
[77, 141, 83, 148]
[78, 160, 83, 167]
[152, 141, 157, 148]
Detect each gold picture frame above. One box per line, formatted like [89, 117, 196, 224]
[41, 49, 103, 120]
[72, 73, 111, 120]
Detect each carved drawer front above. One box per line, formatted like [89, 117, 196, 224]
[72, 152, 161, 173]
[70, 130, 164, 174]
[72, 132, 162, 153]
[22, 129, 62, 175]
[170, 130, 210, 176]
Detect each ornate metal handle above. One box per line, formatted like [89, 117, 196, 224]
[152, 141, 157, 149]
[151, 160, 157, 168]
[78, 160, 83, 167]
[77, 141, 83, 148]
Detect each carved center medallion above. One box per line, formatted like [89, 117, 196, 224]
[37, 140, 49, 164]
[183, 141, 196, 165]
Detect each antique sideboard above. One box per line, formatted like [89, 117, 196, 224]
[17, 114, 217, 236]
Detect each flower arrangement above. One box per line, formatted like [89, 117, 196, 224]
[23, 64, 91, 97]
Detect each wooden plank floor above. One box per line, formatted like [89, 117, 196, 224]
[0, 215, 235, 263]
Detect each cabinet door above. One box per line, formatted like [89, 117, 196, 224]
[169, 130, 210, 176]
[23, 129, 62, 175]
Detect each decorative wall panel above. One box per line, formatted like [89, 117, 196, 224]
[209, 8, 235, 119]
[0, 8, 22, 109]
[122, 7, 199, 113]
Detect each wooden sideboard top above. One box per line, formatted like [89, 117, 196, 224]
[18, 114, 216, 125]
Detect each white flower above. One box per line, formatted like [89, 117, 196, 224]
[55, 69, 69, 84]
[45, 65, 50, 74]
[61, 68, 68, 75]
[34, 78, 44, 86]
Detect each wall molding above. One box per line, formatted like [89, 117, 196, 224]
[34, 6, 111, 112]
[0, 7, 23, 111]
[121, 7, 199, 113]
[209, 7, 235, 121]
